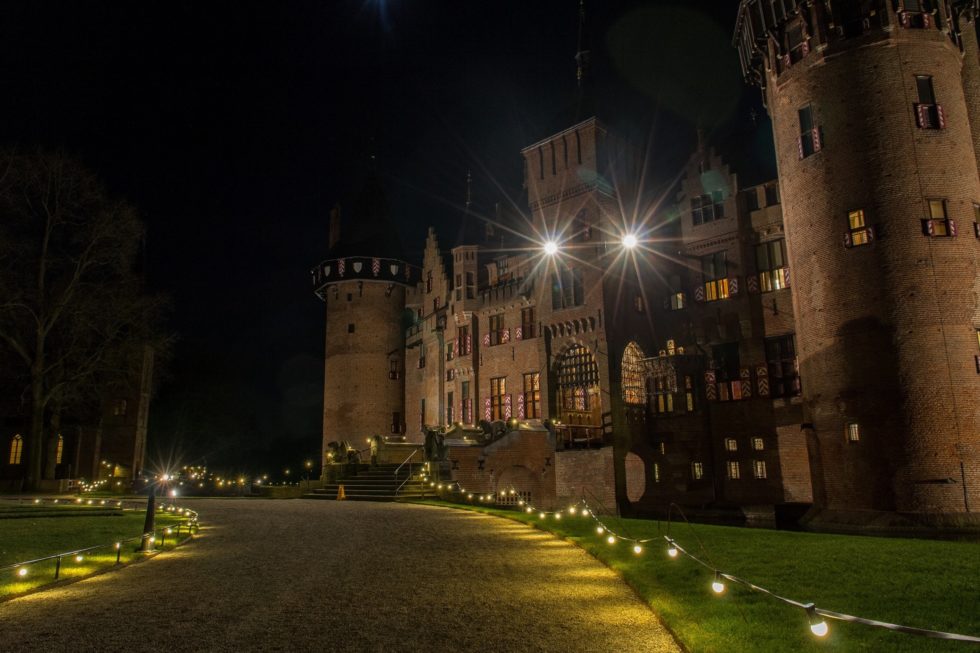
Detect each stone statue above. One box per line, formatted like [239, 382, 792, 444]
[424, 426, 448, 461]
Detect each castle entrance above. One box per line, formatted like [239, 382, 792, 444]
[555, 344, 602, 447]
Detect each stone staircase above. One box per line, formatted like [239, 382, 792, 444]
[304, 463, 429, 502]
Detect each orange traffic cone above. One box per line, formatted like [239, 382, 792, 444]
[337, 485, 346, 500]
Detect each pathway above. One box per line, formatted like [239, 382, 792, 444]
[0, 499, 680, 652]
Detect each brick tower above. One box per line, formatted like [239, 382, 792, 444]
[311, 174, 419, 466]
[735, 1, 980, 525]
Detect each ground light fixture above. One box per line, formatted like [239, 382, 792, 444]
[806, 604, 830, 637]
[622, 233, 638, 249]
[543, 241, 559, 255]
[712, 571, 726, 595]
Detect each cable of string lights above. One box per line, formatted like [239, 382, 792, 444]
[428, 482, 980, 644]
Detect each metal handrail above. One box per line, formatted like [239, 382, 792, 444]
[394, 450, 419, 495]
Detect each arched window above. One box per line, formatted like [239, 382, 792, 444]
[622, 342, 646, 405]
[556, 345, 600, 420]
[9, 435, 23, 465]
[55, 435, 64, 465]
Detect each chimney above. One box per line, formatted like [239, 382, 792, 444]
[328, 203, 341, 250]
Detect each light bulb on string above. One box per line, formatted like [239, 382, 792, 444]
[526, 507, 533, 513]
[712, 572, 726, 595]
[554, 512, 562, 520]
[667, 542, 678, 558]
[633, 544, 643, 554]
[596, 526, 605, 535]
[539, 512, 546, 519]
[17, 567, 27, 577]
[606, 535, 616, 545]
[806, 604, 829, 637]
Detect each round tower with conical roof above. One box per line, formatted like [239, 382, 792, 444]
[735, 0, 980, 525]
[311, 174, 419, 465]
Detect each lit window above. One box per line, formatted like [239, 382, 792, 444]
[923, 198, 954, 237]
[752, 437, 764, 451]
[727, 460, 740, 480]
[685, 376, 695, 412]
[691, 461, 704, 480]
[756, 239, 789, 292]
[669, 292, 686, 310]
[490, 377, 507, 421]
[621, 342, 646, 406]
[9, 434, 23, 465]
[846, 422, 860, 442]
[112, 400, 128, 417]
[653, 463, 661, 483]
[461, 381, 472, 424]
[701, 251, 729, 302]
[557, 345, 600, 416]
[457, 326, 471, 355]
[725, 438, 738, 452]
[55, 435, 64, 465]
[753, 460, 768, 479]
[523, 372, 541, 419]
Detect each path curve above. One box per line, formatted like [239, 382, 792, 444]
[0, 499, 680, 652]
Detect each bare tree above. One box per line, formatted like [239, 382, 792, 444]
[0, 150, 168, 489]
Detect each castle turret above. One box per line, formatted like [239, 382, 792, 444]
[311, 175, 419, 465]
[735, 0, 980, 525]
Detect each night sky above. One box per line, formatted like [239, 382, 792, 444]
[0, 1, 769, 477]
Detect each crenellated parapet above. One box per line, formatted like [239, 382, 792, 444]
[734, 0, 980, 97]
[311, 256, 421, 300]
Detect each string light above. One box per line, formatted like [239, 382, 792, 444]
[711, 572, 726, 595]
[806, 604, 829, 637]
[596, 526, 605, 535]
[606, 535, 616, 545]
[17, 567, 27, 577]
[633, 544, 643, 554]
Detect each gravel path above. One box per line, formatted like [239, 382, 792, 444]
[0, 499, 680, 652]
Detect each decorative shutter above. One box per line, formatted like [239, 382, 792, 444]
[756, 365, 770, 397]
[746, 275, 760, 294]
[797, 135, 805, 160]
[782, 54, 791, 69]
[502, 328, 510, 344]
[867, 225, 876, 243]
[937, 104, 946, 129]
[740, 368, 752, 399]
[899, 11, 910, 27]
[515, 326, 522, 341]
[729, 277, 740, 297]
[372, 258, 381, 277]
[483, 333, 491, 346]
[694, 286, 705, 303]
[844, 231, 853, 248]
[783, 267, 791, 287]
[915, 104, 928, 128]
[949, 219, 957, 237]
[801, 40, 810, 56]
[923, 219, 936, 236]
[484, 397, 491, 421]
[923, 13, 931, 28]
[466, 335, 472, 354]
[812, 127, 822, 152]
[455, 338, 460, 356]
[504, 394, 512, 419]
[704, 370, 717, 401]
[338, 258, 346, 277]
[517, 393, 525, 419]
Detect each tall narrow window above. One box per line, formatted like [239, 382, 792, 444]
[457, 325, 471, 355]
[798, 105, 821, 158]
[9, 434, 23, 465]
[489, 314, 504, 346]
[523, 372, 541, 419]
[420, 399, 426, 430]
[446, 341, 455, 362]
[727, 460, 741, 480]
[466, 272, 475, 299]
[753, 460, 768, 479]
[490, 377, 507, 421]
[520, 307, 536, 340]
[621, 342, 646, 406]
[538, 146, 545, 179]
[685, 375, 695, 412]
[846, 422, 861, 442]
[55, 435, 64, 465]
[701, 251, 729, 301]
[391, 412, 401, 434]
[914, 76, 945, 129]
[765, 335, 801, 398]
[446, 392, 454, 425]
[461, 381, 472, 423]
[551, 268, 584, 309]
[756, 239, 788, 292]
[426, 271, 433, 294]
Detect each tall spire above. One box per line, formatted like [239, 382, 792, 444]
[574, 0, 594, 120]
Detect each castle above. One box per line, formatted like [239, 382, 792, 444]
[312, 0, 980, 530]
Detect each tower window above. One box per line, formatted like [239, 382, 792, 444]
[9, 434, 23, 465]
[923, 199, 955, 237]
[765, 335, 801, 398]
[389, 359, 400, 380]
[461, 380, 472, 423]
[523, 372, 541, 419]
[845, 209, 875, 247]
[520, 307, 536, 340]
[753, 460, 768, 479]
[846, 422, 861, 442]
[691, 192, 725, 225]
[724, 438, 738, 452]
[55, 435, 64, 465]
[621, 343, 646, 406]
[347, 323, 355, 334]
[691, 461, 704, 480]
[914, 76, 945, 129]
[653, 462, 660, 483]
[551, 268, 584, 309]
[113, 400, 128, 417]
[446, 391, 454, 425]
[752, 437, 765, 451]
[756, 239, 789, 292]
[488, 314, 505, 346]
[797, 105, 822, 159]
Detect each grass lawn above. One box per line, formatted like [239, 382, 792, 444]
[416, 500, 980, 653]
[0, 507, 189, 598]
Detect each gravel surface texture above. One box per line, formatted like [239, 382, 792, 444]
[0, 499, 680, 652]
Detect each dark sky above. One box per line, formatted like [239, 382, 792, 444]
[0, 0, 768, 477]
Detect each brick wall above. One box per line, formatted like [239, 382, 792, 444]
[555, 448, 616, 513]
[448, 428, 557, 509]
